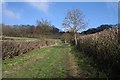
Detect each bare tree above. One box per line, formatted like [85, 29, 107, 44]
[62, 9, 86, 46]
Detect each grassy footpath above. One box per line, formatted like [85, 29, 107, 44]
[2, 41, 107, 78]
[2, 44, 70, 78]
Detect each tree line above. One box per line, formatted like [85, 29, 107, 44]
[81, 24, 117, 35]
[2, 19, 60, 38]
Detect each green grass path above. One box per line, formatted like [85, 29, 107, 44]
[2, 43, 107, 78]
[3, 44, 77, 78]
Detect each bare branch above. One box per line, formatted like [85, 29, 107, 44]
[62, 9, 87, 33]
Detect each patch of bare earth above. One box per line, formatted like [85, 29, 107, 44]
[66, 51, 80, 78]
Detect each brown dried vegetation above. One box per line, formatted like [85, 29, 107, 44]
[77, 27, 120, 77]
[2, 40, 56, 60]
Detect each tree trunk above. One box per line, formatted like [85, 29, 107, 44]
[74, 33, 77, 46]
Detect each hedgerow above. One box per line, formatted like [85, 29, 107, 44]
[77, 27, 120, 77]
[2, 40, 56, 60]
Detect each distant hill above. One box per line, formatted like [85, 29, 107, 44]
[81, 24, 117, 35]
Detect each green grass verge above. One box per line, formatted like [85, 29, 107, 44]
[2, 44, 69, 78]
[0, 60, 2, 80]
[70, 46, 107, 78]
